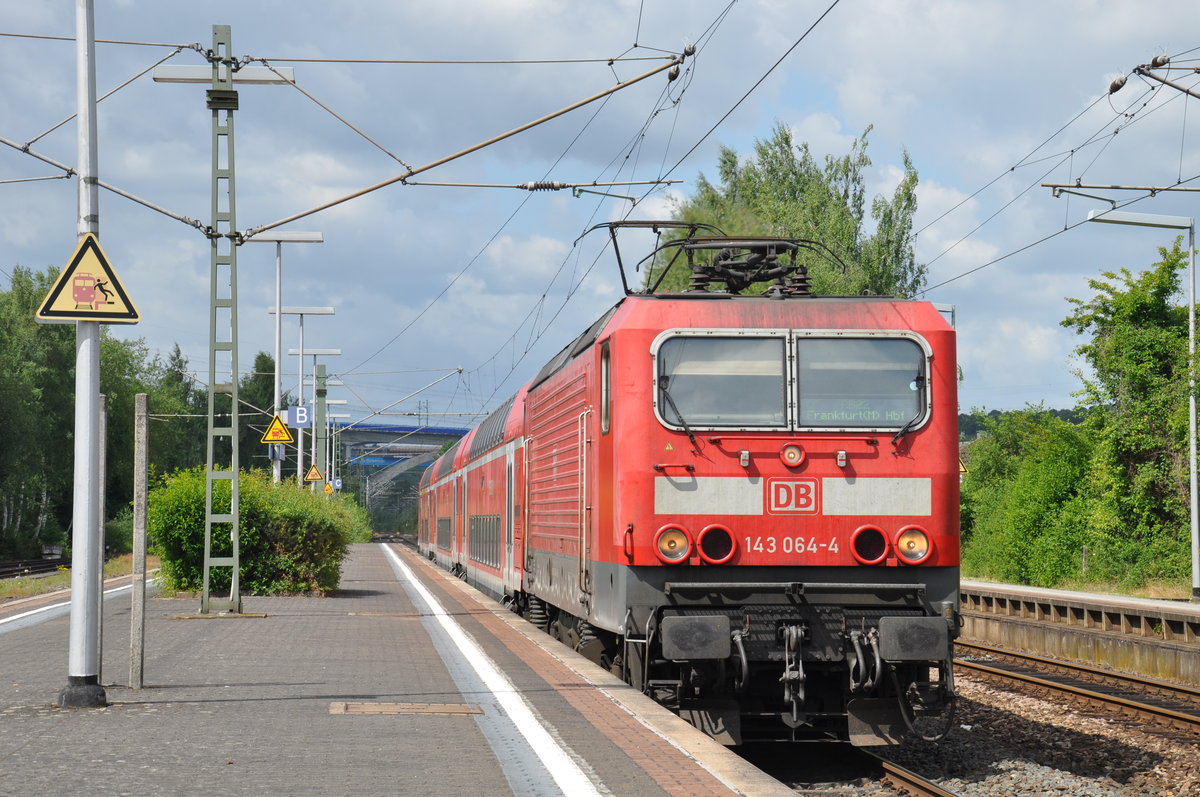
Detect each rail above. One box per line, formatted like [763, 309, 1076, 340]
[0, 558, 69, 580]
[955, 641, 1200, 735]
[863, 750, 963, 797]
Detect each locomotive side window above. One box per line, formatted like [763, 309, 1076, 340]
[600, 342, 611, 434]
[657, 336, 786, 427]
[796, 337, 925, 428]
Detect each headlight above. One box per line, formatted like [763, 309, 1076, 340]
[654, 525, 692, 563]
[895, 526, 932, 564]
[697, 524, 736, 564]
[851, 525, 889, 565]
[780, 444, 805, 467]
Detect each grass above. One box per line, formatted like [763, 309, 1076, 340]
[1061, 578, 1192, 601]
[0, 554, 159, 602]
[965, 569, 1192, 601]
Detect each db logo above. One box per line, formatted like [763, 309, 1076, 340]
[767, 478, 819, 514]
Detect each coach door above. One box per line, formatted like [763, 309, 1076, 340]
[504, 453, 517, 590]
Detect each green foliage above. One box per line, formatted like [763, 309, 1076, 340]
[1, 266, 217, 558]
[651, 122, 925, 298]
[105, 506, 134, 556]
[960, 242, 1195, 591]
[147, 467, 372, 594]
[238, 351, 277, 473]
[146, 343, 206, 476]
[0, 266, 75, 557]
[959, 408, 1083, 440]
[960, 408, 1093, 586]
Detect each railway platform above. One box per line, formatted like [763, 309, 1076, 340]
[0, 543, 790, 796]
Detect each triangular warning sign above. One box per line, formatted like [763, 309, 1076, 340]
[36, 234, 140, 324]
[261, 415, 295, 444]
[304, 464, 323, 482]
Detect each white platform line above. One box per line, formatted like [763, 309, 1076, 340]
[0, 583, 132, 627]
[381, 544, 600, 797]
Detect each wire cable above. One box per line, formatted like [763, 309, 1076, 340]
[0, 31, 197, 48]
[919, 173, 1200, 295]
[250, 55, 675, 65]
[635, 0, 843, 198]
[22, 46, 187, 149]
[254, 60, 415, 171]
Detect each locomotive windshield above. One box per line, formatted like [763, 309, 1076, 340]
[655, 333, 927, 430]
[656, 336, 787, 427]
[796, 337, 925, 428]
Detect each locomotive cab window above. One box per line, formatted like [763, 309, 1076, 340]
[656, 336, 786, 428]
[796, 337, 926, 429]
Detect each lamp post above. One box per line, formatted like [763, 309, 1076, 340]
[247, 231, 323, 483]
[289, 347, 341, 488]
[327, 400, 348, 486]
[271, 307, 334, 484]
[1087, 209, 1199, 602]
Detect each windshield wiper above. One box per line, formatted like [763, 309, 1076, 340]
[891, 413, 922, 447]
[658, 376, 698, 450]
[891, 375, 926, 447]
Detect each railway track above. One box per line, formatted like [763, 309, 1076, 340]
[954, 640, 1200, 735]
[736, 741, 962, 796]
[865, 751, 962, 797]
[0, 558, 68, 580]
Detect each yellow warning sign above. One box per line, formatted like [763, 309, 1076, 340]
[323, 482, 333, 495]
[959, 457, 969, 474]
[260, 415, 295, 445]
[304, 464, 323, 482]
[36, 234, 140, 324]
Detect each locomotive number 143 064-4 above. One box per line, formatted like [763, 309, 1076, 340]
[743, 535, 839, 554]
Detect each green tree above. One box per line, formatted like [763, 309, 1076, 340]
[959, 408, 1094, 586]
[959, 243, 1195, 591]
[238, 351, 276, 473]
[146, 343, 205, 477]
[99, 333, 157, 522]
[651, 122, 925, 297]
[1060, 240, 1192, 582]
[0, 267, 76, 556]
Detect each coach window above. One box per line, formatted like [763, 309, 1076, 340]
[600, 342, 611, 434]
[656, 336, 786, 427]
[795, 337, 926, 428]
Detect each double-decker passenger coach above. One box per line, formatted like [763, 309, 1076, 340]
[420, 223, 959, 745]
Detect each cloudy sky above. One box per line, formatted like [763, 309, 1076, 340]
[3, 1, 1199, 429]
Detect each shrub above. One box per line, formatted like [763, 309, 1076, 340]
[104, 506, 134, 556]
[147, 467, 372, 594]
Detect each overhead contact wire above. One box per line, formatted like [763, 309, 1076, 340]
[255, 60, 414, 171]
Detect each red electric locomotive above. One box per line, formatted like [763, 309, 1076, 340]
[418, 223, 959, 745]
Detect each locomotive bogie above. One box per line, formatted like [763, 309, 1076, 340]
[419, 275, 960, 746]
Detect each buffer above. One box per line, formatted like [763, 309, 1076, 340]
[36, 234, 140, 324]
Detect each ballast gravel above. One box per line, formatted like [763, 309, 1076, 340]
[868, 672, 1200, 797]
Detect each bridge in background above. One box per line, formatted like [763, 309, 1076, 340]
[338, 424, 467, 502]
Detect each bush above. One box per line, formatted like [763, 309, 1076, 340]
[960, 409, 1093, 586]
[148, 467, 372, 594]
[105, 506, 134, 556]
